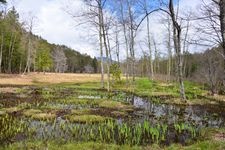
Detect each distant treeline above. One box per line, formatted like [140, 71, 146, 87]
[0, 7, 98, 74]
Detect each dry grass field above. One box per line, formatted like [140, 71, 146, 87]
[0, 73, 101, 85]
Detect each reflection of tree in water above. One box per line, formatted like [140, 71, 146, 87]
[125, 94, 225, 129]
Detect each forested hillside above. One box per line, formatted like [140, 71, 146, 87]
[0, 7, 97, 74]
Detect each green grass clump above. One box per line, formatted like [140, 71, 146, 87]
[99, 100, 132, 110]
[0, 110, 6, 115]
[21, 108, 56, 121]
[22, 109, 42, 117]
[71, 109, 92, 115]
[31, 112, 56, 121]
[1, 107, 22, 113]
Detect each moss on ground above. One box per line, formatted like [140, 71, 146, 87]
[66, 114, 110, 123]
[111, 111, 128, 117]
[99, 100, 133, 110]
[71, 109, 92, 115]
[0, 110, 6, 115]
[58, 98, 101, 106]
[31, 112, 56, 121]
[21, 109, 57, 121]
[22, 109, 42, 117]
[3, 140, 225, 150]
[3, 141, 143, 150]
[1, 107, 22, 113]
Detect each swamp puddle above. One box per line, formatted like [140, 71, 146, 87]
[126, 96, 225, 128]
[1, 90, 225, 146]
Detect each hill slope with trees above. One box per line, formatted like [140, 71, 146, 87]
[0, 7, 97, 74]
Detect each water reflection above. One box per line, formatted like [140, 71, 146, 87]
[127, 95, 225, 127]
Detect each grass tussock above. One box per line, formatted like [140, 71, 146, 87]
[66, 114, 109, 123]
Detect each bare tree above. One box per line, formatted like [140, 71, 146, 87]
[142, 0, 154, 80]
[127, 0, 136, 82]
[199, 49, 222, 95]
[0, 11, 5, 73]
[98, 0, 111, 91]
[98, 5, 105, 89]
[118, 0, 130, 86]
[7, 32, 16, 73]
[158, 0, 186, 100]
[165, 15, 173, 81]
[182, 18, 190, 77]
[196, 0, 225, 92]
[66, 0, 111, 89]
[218, 0, 225, 90]
[152, 36, 160, 74]
[115, 22, 120, 66]
[52, 47, 68, 73]
[0, 2, 6, 73]
[169, 0, 186, 100]
[23, 15, 36, 74]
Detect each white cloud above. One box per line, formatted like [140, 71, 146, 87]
[12, 0, 208, 59]
[14, 0, 98, 57]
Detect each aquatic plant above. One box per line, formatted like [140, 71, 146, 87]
[174, 122, 197, 138]
[0, 115, 26, 145]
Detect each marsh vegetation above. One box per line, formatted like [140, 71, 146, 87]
[0, 74, 225, 149]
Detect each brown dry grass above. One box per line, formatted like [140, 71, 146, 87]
[214, 133, 225, 142]
[0, 72, 101, 85]
[210, 94, 225, 102]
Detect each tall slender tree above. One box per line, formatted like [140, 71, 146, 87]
[218, 0, 225, 91]
[168, 0, 186, 100]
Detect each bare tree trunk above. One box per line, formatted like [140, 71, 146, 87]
[33, 48, 36, 72]
[127, 0, 135, 82]
[99, 4, 110, 92]
[115, 23, 120, 66]
[119, 0, 129, 87]
[169, 0, 186, 100]
[97, 0, 110, 91]
[8, 34, 16, 74]
[99, 16, 104, 89]
[7, 33, 13, 73]
[27, 33, 31, 73]
[167, 17, 172, 81]
[153, 37, 159, 74]
[106, 28, 112, 64]
[219, 0, 225, 90]
[182, 19, 190, 77]
[0, 29, 4, 73]
[207, 59, 216, 95]
[24, 32, 32, 74]
[144, 0, 154, 80]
